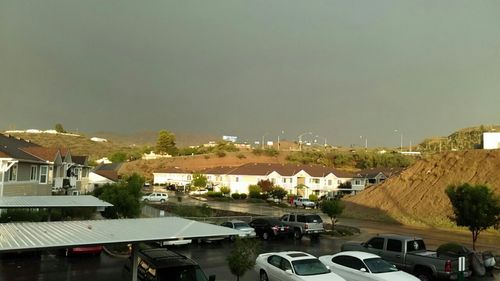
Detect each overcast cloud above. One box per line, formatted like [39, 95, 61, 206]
[1, 1, 499, 147]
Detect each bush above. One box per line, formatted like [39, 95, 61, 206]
[0, 209, 48, 223]
[263, 148, 279, 157]
[309, 194, 318, 202]
[236, 153, 246, 159]
[207, 191, 223, 198]
[220, 186, 231, 195]
[216, 150, 226, 157]
[252, 148, 263, 156]
[248, 185, 262, 199]
[240, 193, 248, 200]
[232, 193, 241, 199]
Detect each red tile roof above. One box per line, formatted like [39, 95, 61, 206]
[20, 147, 68, 162]
[94, 170, 120, 182]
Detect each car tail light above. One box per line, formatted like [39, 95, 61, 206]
[444, 260, 452, 273]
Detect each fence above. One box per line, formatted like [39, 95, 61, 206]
[141, 205, 254, 224]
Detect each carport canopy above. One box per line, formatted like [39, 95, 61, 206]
[0, 195, 113, 208]
[0, 216, 241, 253]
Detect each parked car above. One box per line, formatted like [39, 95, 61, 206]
[249, 218, 292, 240]
[220, 220, 257, 241]
[319, 251, 420, 281]
[292, 197, 316, 208]
[157, 239, 192, 247]
[255, 251, 345, 281]
[341, 234, 471, 281]
[122, 247, 215, 281]
[141, 192, 168, 203]
[65, 245, 103, 256]
[189, 189, 208, 195]
[280, 213, 324, 240]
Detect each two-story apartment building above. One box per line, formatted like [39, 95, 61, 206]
[153, 162, 367, 197]
[0, 134, 90, 196]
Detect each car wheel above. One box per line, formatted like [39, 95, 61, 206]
[293, 229, 303, 240]
[416, 269, 434, 281]
[160, 199, 165, 203]
[262, 232, 270, 240]
[260, 271, 269, 281]
[303, 205, 306, 209]
[143, 199, 149, 203]
[229, 235, 236, 242]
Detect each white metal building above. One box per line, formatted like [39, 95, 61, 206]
[483, 132, 500, 149]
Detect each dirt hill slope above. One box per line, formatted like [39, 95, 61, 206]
[344, 149, 500, 227]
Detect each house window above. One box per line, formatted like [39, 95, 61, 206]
[310, 178, 320, 184]
[187, 175, 192, 180]
[271, 178, 275, 184]
[328, 180, 332, 186]
[82, 168, 88, 178]
[39, 166, 48, 184]
[283, 178, 287, 183]
[235, 177, 239, 182]
[8, 164, 18, 181]
[30, 166, 38, 181]
[337, 180, 342, 184]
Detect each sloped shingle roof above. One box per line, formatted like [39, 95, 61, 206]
[20, 147, 68, 162]
[0, 134, 44, 162]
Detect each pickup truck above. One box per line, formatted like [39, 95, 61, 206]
[341, 234, 471, 281]
[280, 213, 324, 240]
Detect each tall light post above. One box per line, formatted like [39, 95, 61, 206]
[359, 135, 368, 150]
[261, 133, 269, 149]
[394, 129, 403, 152]
[298, 132, 312, 151]
[277, 130, 284, 151]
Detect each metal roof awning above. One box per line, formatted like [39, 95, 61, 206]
[0, 217, 241, 253]
[0, 195, 113, 208]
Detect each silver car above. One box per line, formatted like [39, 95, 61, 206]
[221, 220, 257, 241]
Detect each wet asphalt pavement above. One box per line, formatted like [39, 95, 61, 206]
[0, 195, 498, 281]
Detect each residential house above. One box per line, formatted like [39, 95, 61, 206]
[89, 163, 122, 190]
[153, 162, 362, 197]
[0, 134, 91, 197]
[354, 167, 404, 187]
[0, 134, 51, 196]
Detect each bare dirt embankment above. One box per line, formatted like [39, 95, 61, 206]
[344, 149, 500, 227]
[119, 151, 291, 179]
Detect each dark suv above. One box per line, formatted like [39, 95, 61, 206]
[123, 248, 215, 281]
[248, 218, 292, 240]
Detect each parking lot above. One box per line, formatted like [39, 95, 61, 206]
[1, 235, 498, 281]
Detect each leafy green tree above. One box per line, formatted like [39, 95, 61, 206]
[321, 199, 345, 231]
[191, 173, 208, 189]
[109, 152, 127, 163]
[248, 185, 262, 199]
[54, 123, 66, 133]
[96, 173, 144, 219]
[227, 238, 261, 281]
[156, 130, 177, 155]
[269, 186, 288, 200]
[446, 183, 500, 250]
[220, 186, 231, 196]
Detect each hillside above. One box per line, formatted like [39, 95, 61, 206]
[418, 125, 499, 152]
[344, 149, 500, 227]
[119, 151, 291, 180]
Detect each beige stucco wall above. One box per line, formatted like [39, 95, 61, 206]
[3, 182, 51, 196]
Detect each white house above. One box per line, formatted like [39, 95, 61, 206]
[89, 163, 122, 190]
[483, 132, 500, 149]
[142, 151, 172, 160]
[153, 167, 193, 186]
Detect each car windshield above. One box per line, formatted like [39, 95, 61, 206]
[364, 258, 399, 273]
[305, 215, 322, 223]
[159, 266, 208, 281]
[234, 222, 250, 228]
[292, 259, 330, 276]
[301, 199, 311, 202]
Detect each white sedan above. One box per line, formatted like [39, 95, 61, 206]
[319, 251, 420, 281]
[255, 251, 346, 281]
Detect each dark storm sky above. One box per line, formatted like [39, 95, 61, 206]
[1, 1, 499, 147]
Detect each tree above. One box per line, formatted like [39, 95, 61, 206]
[191, 173, 207, 189]
[109, 152, 127, 163]
[156, 130, 177, 155]
[446, 183, 500, 250]
[227, 238, 260, 281]
[54, 123, 66, 133]
[269, 186, 288, 200]
[220, 186, 230, 196]
[96, 173, 144, 219]
[321, 199, 345, 231]
[257, 179, 274, 194]
[248, 185, 262, 199]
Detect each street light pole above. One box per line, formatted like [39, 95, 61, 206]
[394, 129, 403, 152]
[298, 132, 312, 151]
[262, 133, 269, 150]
